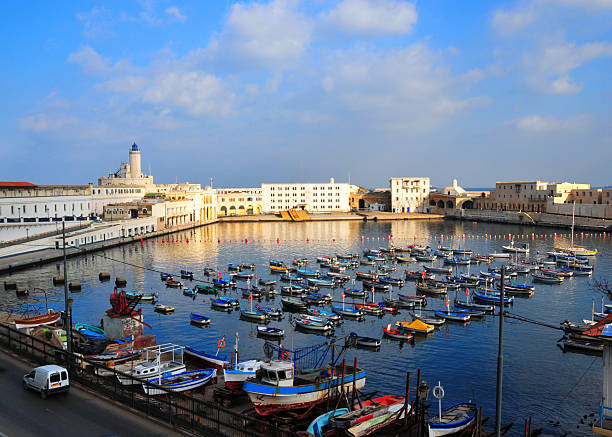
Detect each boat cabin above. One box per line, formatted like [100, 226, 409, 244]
[258, 361, 294, 387]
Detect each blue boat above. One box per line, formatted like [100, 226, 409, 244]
[472, 291, 514, 305]
[378, 276, 405, 286]
[183, 288, 196, 297]
[75, 323, 107, 339]
[280, 273, 302, 282]
[297, 269, 319, 278]
[332, 306, 364, 319]
[160, 273, 172, 280]
[307, 278, 335, 288]
[307, 408, 350, 437]
[180, 270, 194, 279]
[213, 278, 233, 288]
[428, 402, 478, 437]
[256, 305, 283, 317]
[307, 309, 342, 323]
[344, 287, 366, 298]
[434, 311, 471, 322]
[142, 368, 216, 395]
[228, 263, 241, 271]
[190, 313, 210, 325]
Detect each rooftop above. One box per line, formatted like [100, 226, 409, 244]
[0, 181, 37, 188]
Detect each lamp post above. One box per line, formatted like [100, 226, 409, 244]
[62, 222, 73, 370]
[417, 380, 430, 437]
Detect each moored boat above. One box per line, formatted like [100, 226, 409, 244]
[434, 311, 470, 322]
[190, 313, 210, 326]
[427, 402, 478, 437]
[257, 326, 285, 338]
[383, 323, 414, 341]
[349, 332, 382, 348]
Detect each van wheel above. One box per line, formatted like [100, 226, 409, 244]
[40, 390, 47, 399]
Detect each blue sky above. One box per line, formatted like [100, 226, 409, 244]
[1, 0, 611, 189]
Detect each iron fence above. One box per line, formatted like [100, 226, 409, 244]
[0, 323, 295, 437]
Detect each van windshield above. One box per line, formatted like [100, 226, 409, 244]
[50, 373, 60, 383]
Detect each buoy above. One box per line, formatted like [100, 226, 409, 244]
[99, 272, 111, 281]
[115, 277, 127, 287]
[277, 237, 280, 244]
[307, 238, 309, 243]
[4, 281, 17, 290]
[52, 276, 65, 286]
[245, 238, 248, 243]
[186, 238, 189, 243]
[69, 282, 82, 292]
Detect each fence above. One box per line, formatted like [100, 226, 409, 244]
[0, 323, 295, 437]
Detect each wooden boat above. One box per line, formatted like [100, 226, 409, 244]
[75, 323, 107, 339]
[240, 309, 269, 322]
[532, 273, 563, 284]
[349, 332, 381, 348]
[184, 346, 229, 370]
[190, 313, 210, 326]
[118, 349, 186, 385]
[326, 272, 351, 282]
[154, 304, 175, 314]
[165, 279, 183, 288]
[333, 306, 365, 319]
[398, 294, 427, 306]
[180, 270, 194, 279]
[434, 311, 470, 322]
[378, 276, 404, 287]
[540, 267, 573, 278]
[306, 408, 350, 437]
[259, 279, 277, 286]
[308, 309, 342, 323]
[354, 302, 384, 316]
[257, 326, 285, 338]
[383, 323, 414, 341]
[270, 260, 289, 273]
[281, 297, 308, 312]
[489, 253, 511, 259]
[256, 305, 283, 318]
[307, 278, 335, 288]
[356, 272, 378, 280]
[242, 289, 262, 299]
[497, 283, 534, 297]
[412, 313, 445, 326]
[395, 256, 416, 263]
[378, 264, 396, 273]
[143, 368, 216, 395]
[344, 287, 366, 298]
[362, 280, 392, 292]
[406, 271, 434, 281]
[443, 257, 470, 266]
[427, 402, 478, 437]
[243, 361, 366, 415]
[453, 298, 494, 313]
[415, 254, 436, 262]
[424, 265, 452, 274]
[183, 288, 196, 297]
[562, 337, 603, 354]
[224, 360, 263, 389]
[328, 265, 346, 273]
[293, 258, 309, 266]
[211, 298, 233, 310]
[395, 320, 434, 335]
[160, 273, 172, 280]
[234, 272, 255, 280]
[140, 293, 157, 302]
[451, 308, 486, 319]
[295, 318, 334, 333]
[13, 311, 61, 329]
[472, 291, 514, 305]
[297, 269, 320, 278]
[195, 284, 218, 295]
[302, 293, 332, 306]
[501, 242, 529, 254]
[416, 282, 447, 296]
[281, 273, 302, 282]
[333, 395, 406, 437]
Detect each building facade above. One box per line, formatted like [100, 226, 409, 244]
[349, 190, 391, 211]
[390, 177, 430, 213]
[215, 188, 263, 216]
[261, 179, 357, 213]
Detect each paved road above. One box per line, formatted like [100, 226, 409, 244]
[0, 353, 182, 437]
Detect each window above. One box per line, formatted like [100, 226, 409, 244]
[50, 373, 61, 383]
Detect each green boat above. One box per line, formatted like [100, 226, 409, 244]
[195, 284, 219, 295]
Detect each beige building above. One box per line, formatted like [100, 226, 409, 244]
[216, 188, 263, 216]
[390, 177, 430, 213]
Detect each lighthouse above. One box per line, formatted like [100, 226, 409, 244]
[129, 142, 142, 179]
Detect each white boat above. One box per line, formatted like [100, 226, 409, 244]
[489, 253, 511, 258]
[142, 368, 216, 395]
[501, 242, 529, 254]
[117, 344, 185, 385]
[428, 402, 478, 437]
[223, 360, 263, 389]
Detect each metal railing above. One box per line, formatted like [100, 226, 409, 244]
[0, 323, 295, 437]
[600, 404, 612, 430]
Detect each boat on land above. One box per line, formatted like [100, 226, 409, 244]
[349, 332, 381, 348]
[427, 402, 478, 437]
[306, 408, 350, 437]
[242, 361, 366, 415]
[224, 360, 262, 389]
[189, 313, 210, 326]
[13, 311, 61, 330]
[184, 346, 229, 370]
[143, 368, 216, 395]
[330, 394, 405, 436]
[118, 344, 186, 385]
[75, 323, 107, 339]
[257, 326, 285, 338]
[383, 323, 414, 341]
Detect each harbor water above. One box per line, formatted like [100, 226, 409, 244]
[1, 219, 610, 436]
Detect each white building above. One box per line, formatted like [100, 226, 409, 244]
[390, 177, 430, 213]
[261, 178, 358, 213]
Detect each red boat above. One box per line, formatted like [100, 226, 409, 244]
[382, 324, 414, 341]
[13, 311, 60, 329]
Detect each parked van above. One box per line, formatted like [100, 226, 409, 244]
[23, 365, 69, 399]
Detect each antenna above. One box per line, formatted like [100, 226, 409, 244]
[210, 177, 214, 189]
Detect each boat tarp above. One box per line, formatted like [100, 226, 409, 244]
[398, 320, 433, 331]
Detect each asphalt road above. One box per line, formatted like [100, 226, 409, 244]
[0, 353, 182, 437]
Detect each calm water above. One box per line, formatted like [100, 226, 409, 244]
[2, 219, 610, 436]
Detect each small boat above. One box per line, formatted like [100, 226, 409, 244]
[302, 293, 332, 306]
[398, 294, 428, 306]
[395, 320, 434, 335]
[160, 273, 172, 280]
[498, 283, 534, 297]
[395, 256, 416, 263]
[489, 253, 511, 259]
[75, 323, 107, 339]
[241, 263, 256, 270]
[331, 394, 406, 436]
[259, 279, 277, 286]
[360, 259, 376, 266]
[281, 297, 308, 312]
[165, 279, 183, 288]
[444, 257, 470, 266]
[154, 304, 175, 314]
[349, 332, 381, 348]
[416, 282, 447, 296]
[183, 288, 197, 297]
[329, 264, 346, 273]
[190, 313, 210, 326]
[344, 287, 366, 298]
[195, 284, 218, 295]
[184, 346, 229, 370]
[281, 273, 302, 282]
[502, 242, 529, 254]
[405, 271, 434, 281]
[424, 265, 452, 274]
[118, 355, 186, 385]
[540, 268, 573, 278]
[308, 309, 342, 323]
[332, 306, 365, 319]
[224, 360, 263, 389]
[242, 289, 262, 299]
[256, 305, 283, 318]
[228, 263, 241, 271]
[356, 271, 378, 281]
[240, 309, 269, 322]
[142, 368, 216, 395]
[140, 293, 157, 302]
[532, 273, 563, 284]
[234, 271, 255, 280]
[378, 265, 396, 273]
[326, 272, 351, 282]
[306, 408, 350, 437]
[270, 260, 289, 273]
[383, 323, 414, 341]
[362, 280, 392, 292]
[307, 278, 335, 288]
[555, 245, 598, 256]
[451, 308, 486, 319]
[378, 276, 405, 287]
[211, 298, 233, 310]
[434, 311, 470, 322]
[472, 291, 514, 305]
[562, 337, 603, 354]
[415, 254, 436, 262]
[257, 326, 285, 338]
[295, 318, 334, 333]
[13, 311, 61, 330]
[428, 402, 478, 437]
[293, 258, 309, 266]
[297, 269, 320, 278]
[453, 298, 494, 313]
[412, 314, 446, 326]
[354, 302, 384, 316]
[180, 270, 194, 279]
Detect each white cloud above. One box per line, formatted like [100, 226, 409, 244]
[491, 9, 535, 36]
[549, 75, 583, 94]
[68, 45, 110, 74]
[165, 6, 186, 22]
[206, 0, 312, 69]
[516, 114, 589, 132]
[549, 0, 612, 9]
[142, 72, 234, 116]
[19, 113, 78, 133]
[100, 76, 148, 93]
[324, 0, 417, 36]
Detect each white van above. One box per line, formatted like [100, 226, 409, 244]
[23, 365, 69, 399]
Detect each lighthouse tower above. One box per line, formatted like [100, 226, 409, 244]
[129, 142, 142, 179]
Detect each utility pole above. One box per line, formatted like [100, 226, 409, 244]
[496, 265, 505, 437]
[62, 222, 72, 369]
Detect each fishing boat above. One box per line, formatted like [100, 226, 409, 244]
[13, 311, 61, 330]
[281, 285, 307, 297]
[308, 309, 342, 323]
[415, 254, 437, 262]
[154, 304, 175, 314]
[532, 273, 563, 284]
[281, 297, 308, 312]
[497, 283, 534, 297]
[453, 298, 494, 313]
[190, 313, 210, 326]
[472, 291, 514, 305]
[427, 402, 478, 437]
[412, 313, 445, 326]
[540, 267, 573, 278]
[118, 344, 186, 385]
[259, 279, 277, 286]
[424, 265, 452, 274]
[395, 256, 416, 263]
[224, 360, 263, 389]
[444, 257, 470, 266]
[489, 253, 511, 259]
[297, 269, 320, 278]
[142, 368, 216, 395]
[452, 248, 472, 256]
[140, 293, 157, 302]
[329, 264, 346, 273]
[378, 276, 405, 287]
[356, 271, 378, 281]
[293, 258, 309, 266]
[234, 271, 255, 280]
[349, 332, 381, 348]
[326, 272, 351, 282]
[256, 305, 283, 318]
[281, 273, 302, 282]
[165, 279, 183, 288]
[295, 317, 334, 333]
[362, 280, 392, 292]
[395, 319, 434, 335]
[211, 298, 233, 310]
[183, 288, 196, 297]
[344, 287, 366, 298]
[227, 263, 241, 271]
[307, 278, 335, 288]
[451, 307, 486, 319]
[416, 282, 447, 296]
[332, 306, 365, 319]
[562, 337, 603, 354]
[360, 259, 376, 266]
[383, 323, 414, 341]
[180, 270, 194, 279]
[195, 284, 218, 295]
[242, 289, 262, 299]
[434, 311, 470, 322]
[184, 346, 229, 370]
[331, 394, 406, 436]
[354, 302, 384, 316]
[306, 408, 350, 437]
[270, 260, 289, 273]
[242, 361, 366, 415]
[405, 271, 434, 281]
[502, 241, 529, 254]
[257, 326, 285, 338]
[240, 309, 269, 322]
[213, 278, 233, 288]
[160, 273, 172, 280]
[75, 323, 107, 339]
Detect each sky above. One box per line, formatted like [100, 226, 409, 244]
[1, 0, 611, 189]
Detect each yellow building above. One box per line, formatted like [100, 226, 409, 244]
[216, 188, 263, 216]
